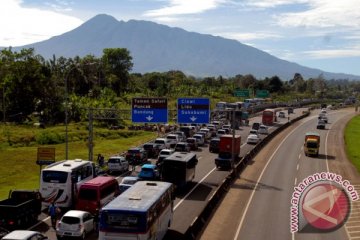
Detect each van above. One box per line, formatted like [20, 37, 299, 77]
[107, 156, 129, 173]
[76, 176, 119, 215]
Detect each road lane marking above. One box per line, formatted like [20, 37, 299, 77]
[298, 154, 301, 159]
[294, 178, 297, 185]
[233, 116, 314, 240]
[296, 164, 299, 171]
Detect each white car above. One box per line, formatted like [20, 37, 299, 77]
[278, 111, 286, 118]
[2, 230, 48, 240]
[247, 134, 260, 144]
[154, 138, 171, 150]
[119, 176, 139, 193]
[107, 156, 129, 173]
[157, 149, 175, 166]
[56, 210, 94, 240]
[193, 134, 205, 146]
[258, 125, 269, 135]
[249, 129, 258, 135]
[166, 134, 180, 148]
[217, 129, 226, 137]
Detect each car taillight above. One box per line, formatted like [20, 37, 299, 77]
[8, 220, 14, 225]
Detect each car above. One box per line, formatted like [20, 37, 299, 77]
[2, 230, 48, 240]
[317, 120, 326, 129]
[173, 131, 186, 142]
[142, 142, 160, 158]
[154, 138, 171, 150]
[166, 134, 180, 148]
[288, 107, 294, 114]
[258, 125, 269, 135]
[125, 147, 147, 165]
[318, 113, 328, 123]
[186, 137, 198, 150]
[209, 138, 220, 153]
[156, 149, 175, 167]
[199, 128, 212, 140]
[321, 108, 327, 114]
[56, 210, 94, 240]
[247, 134, 260, 144]
[174, 142, 191, 152]
[107, 156, 129, 174]
[217, 129, 226, 138]
[193, 134, 205, 146]
[249, 129, 259, 135]
[222, 124, 231, 133]
[252, 122, 260, 130]
[138, 164, 159, 180]
[278, 111, 286, 118]
[118, 176, 139, 193]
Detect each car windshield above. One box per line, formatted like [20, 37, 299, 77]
[122, 179, 137, 185]
[155, 140, 165, 144]
[61, 216, 80, 224]
[128, 149, 140, 154]
[160, 151, 171, 155]
[108, 158, 120, 163]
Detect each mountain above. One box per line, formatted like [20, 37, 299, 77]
[8, 14, 360, 80]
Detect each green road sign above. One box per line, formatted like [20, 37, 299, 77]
[256, 90, 269, 98]
[234, 89, 250, 97]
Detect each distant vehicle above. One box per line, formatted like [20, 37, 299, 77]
[142, 142, 160, 158]
[154, 138, 171, 150]
[317, 119, 326, 129]
[215, 101, 227, 111]
[76, 176, 119, 215]
[125, 147, 147, 165]
[173, 131, 187, 142]
[319, 113, 328, 123]
[56, 210, 94, 240]
[249, 129, 258, 135]
[247, 134, 260, 144]
[40, 160, 95, 208]
[278, 111, 286, 118]
[304, 132, 320, 157]
[161, 152, 198, 188]
[186, 137, 198, 150]
[222, 124, 231, 134]
[166, 134, 180, 148]
[174, 142, 191, 152]
[199, 128, 212, 140]
[251, 122, 261, 130]
[321, 109, 327, 114]
[258, 125, 269, 135]
[209, 138, 220, 153]
[107, 156, 129, 174]
[118, 176, 139, 194]
[99, 181, 174, 240]
[193, 134, 205, 146]
[179, 126, 194, 138]
[262, 109, 277, 125]
[156, 149, 175, 167]
[138, 164, 160, 180]
[287, 107, 294, 114]
[2, 230, 48, 240]
[217, 129, 226, 138]
[0, 190, 42, 231]
[215, 135, 241, 169]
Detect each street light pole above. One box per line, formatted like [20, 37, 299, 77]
[65, 73, 69, 160]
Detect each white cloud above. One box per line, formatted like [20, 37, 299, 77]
[303, 48, 360, 59]
[221, 32, 282, 41]
[0, 0, 83, 47]
[245, 0, 307, 8]
[144, 0, 227, 17]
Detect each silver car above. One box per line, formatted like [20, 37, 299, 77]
[56, 210, 94, 240]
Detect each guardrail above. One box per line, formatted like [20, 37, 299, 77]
[183, 111, 311, 239]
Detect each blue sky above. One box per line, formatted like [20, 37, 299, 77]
[1, 0, 360, 76]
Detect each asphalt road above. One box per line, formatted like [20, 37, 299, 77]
[200, 108, 359, 240]
[29, 108, 304, 239]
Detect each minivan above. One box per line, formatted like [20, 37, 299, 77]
[107, 156, 129, 174]
[76, 176, 119, 215]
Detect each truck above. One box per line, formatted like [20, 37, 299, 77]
[304, 132, 320, 156]
[215, 134, 241, 169]
[0, 190, 42, 231]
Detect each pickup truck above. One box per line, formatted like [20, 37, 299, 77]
[0, 190, 42, 230]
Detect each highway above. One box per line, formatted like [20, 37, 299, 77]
[200, 108, 359, 240]
[29, 107, 307, 239]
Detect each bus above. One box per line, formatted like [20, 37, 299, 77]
[40, 159, 95, 208]
[161, 152, 198, 188]
[215, 101, 227, 111]
[99, 181, 174, 240]
[262, 109, 277, 125]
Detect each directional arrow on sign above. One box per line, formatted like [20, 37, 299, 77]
[190, 116, 197, 122]
[146, 115, 154, 121]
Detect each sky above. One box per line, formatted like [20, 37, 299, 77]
[1, 0, 360, 76]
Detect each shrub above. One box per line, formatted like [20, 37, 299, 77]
[35, 131, 64, 144]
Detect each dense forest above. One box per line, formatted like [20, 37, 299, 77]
[0, 47, 359, 125]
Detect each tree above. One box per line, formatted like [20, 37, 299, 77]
[101, 48, 133, 96]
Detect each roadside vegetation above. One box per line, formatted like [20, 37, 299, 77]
[345, 115, 360, 172]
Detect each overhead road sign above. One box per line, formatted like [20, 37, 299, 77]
[177, 98, 210, 124]
[132, 97, 168, 123]
[234, 89, 250, 97]
[256, 90, 269, 98]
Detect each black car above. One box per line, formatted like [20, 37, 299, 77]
[252, 122, 260, 130]
[209, 138, 220, 153]
[142, 143, 160, 158]
[126, 147, 147, 165]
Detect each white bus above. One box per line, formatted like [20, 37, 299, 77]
[99, 181, 174, 240]
[215, 101, 227, 111]
[40, 159, 95, 208]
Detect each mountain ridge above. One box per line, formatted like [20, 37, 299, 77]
[5, 14, 360, 80]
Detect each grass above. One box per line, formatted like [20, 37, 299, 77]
[0, 123, 157, 199]
[344, 115, 360, 173]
